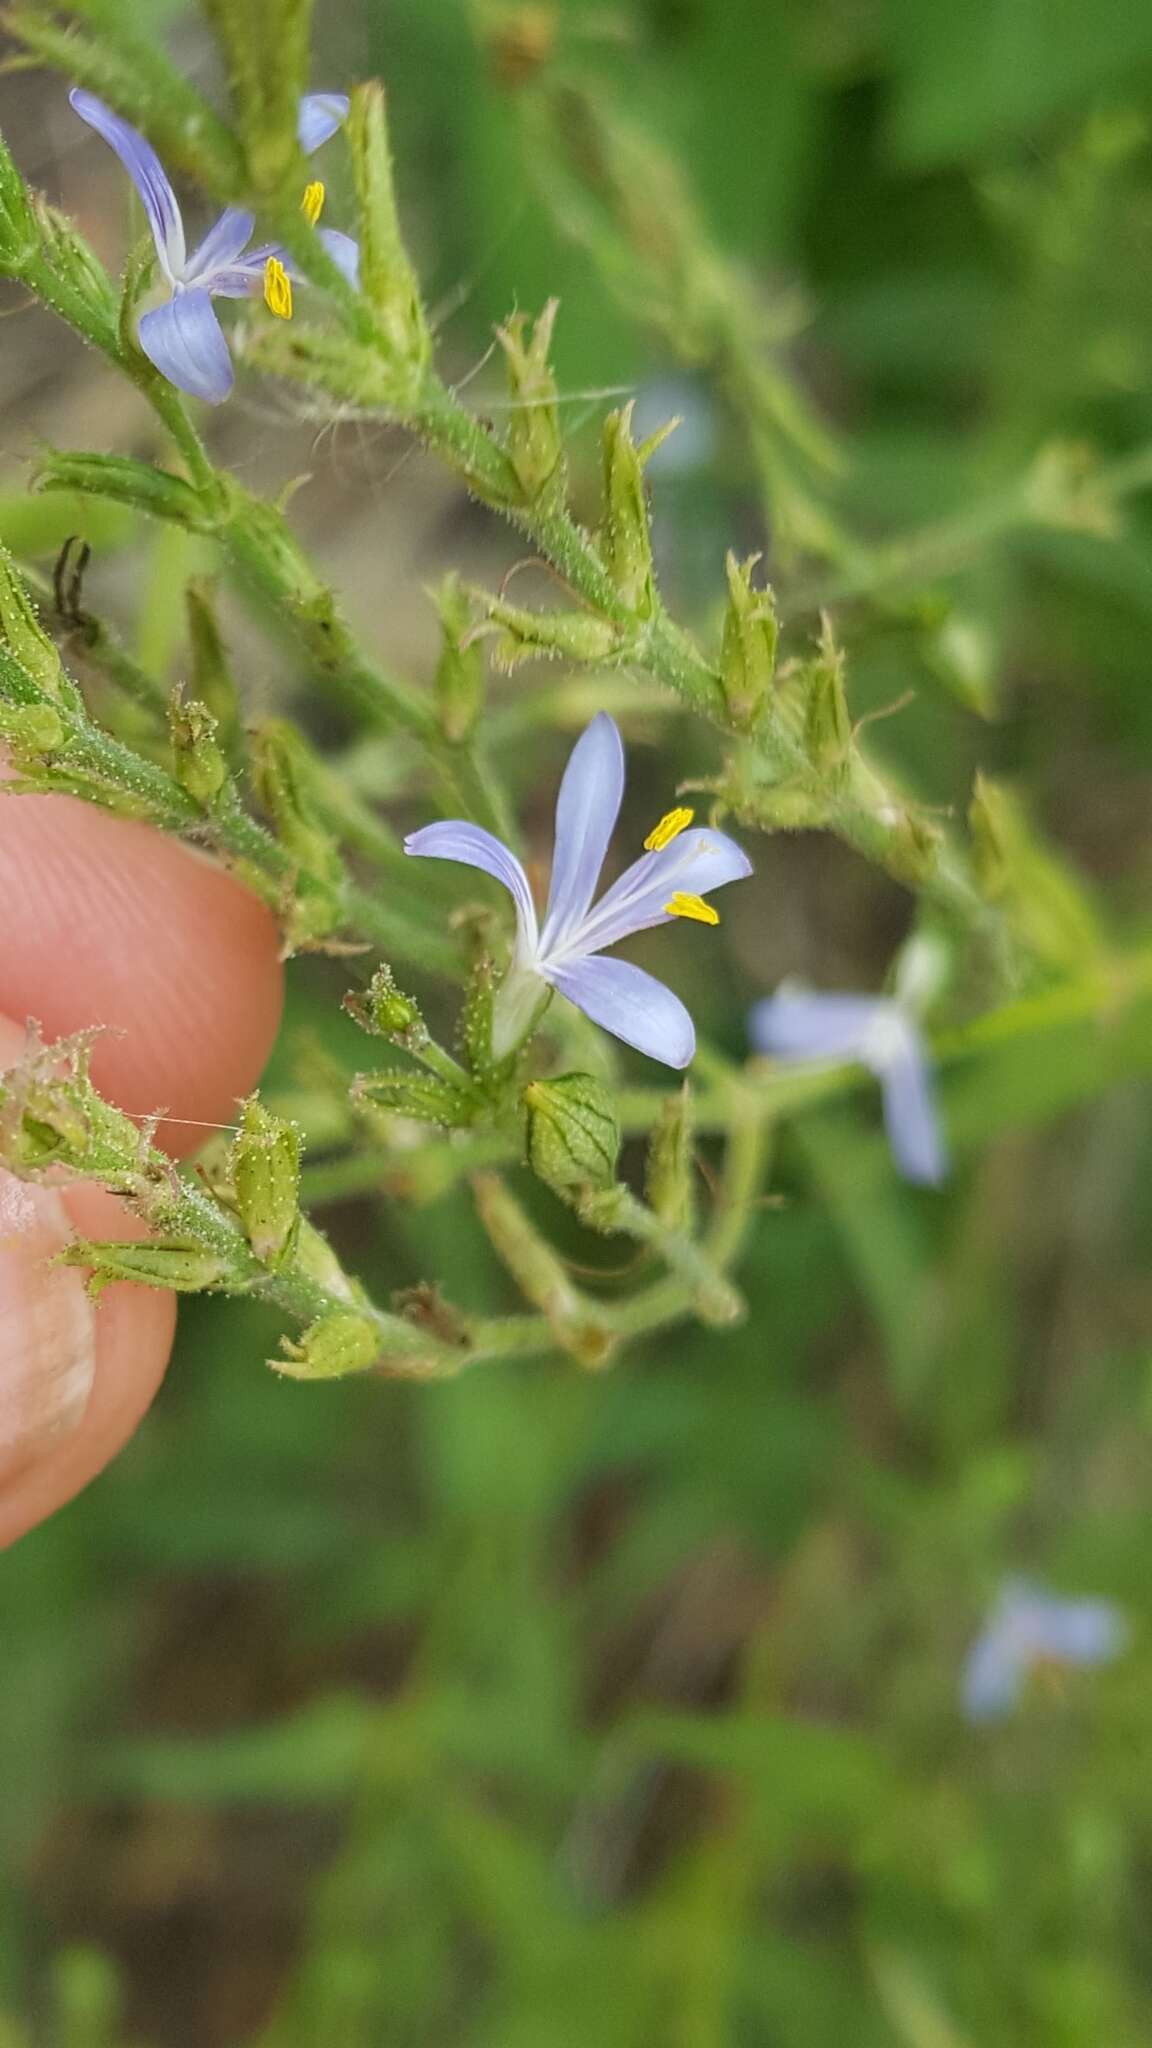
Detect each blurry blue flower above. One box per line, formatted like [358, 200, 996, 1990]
[631, 376, 718, 478]
[405, 712, 752, 1067]
[962, 1579, 1127, 1722]
[748, 985, 946, 1185]
[71, 89, 359, 404]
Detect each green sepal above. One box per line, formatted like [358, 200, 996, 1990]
[475, 594, 622, 670]
[495, 299, 566, 504]
[0, 121, 38, 275]
[352, 1068, 477, 1129]
[347, 81, 431, 378]
[800, 619, 852, 782]
[230, 1095, 303, 1269]
[599, 402, 656, 618]
[720, 551, 778, 733]
[35, 452, 212, 532]
[61, 1238, 232, 1298]
[0, 545, 67, 697]
[432, 572, 485, 742]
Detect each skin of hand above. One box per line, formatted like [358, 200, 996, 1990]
[0, 788, 284, 1546]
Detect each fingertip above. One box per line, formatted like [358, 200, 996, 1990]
[0, 1180, 176, 1548]
[0, 793, 284, 1155]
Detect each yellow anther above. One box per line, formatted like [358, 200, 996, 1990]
[644, 806, 694, 853]
[664, 892, 719, 926]
[301, 180, 325, 227]
[263, 256, 293, 320]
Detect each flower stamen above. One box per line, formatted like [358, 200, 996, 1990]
[644, 806, 694, 852]
[301, 180, 325, 226]
[665, 891, 719, 925]
[263, 256, 293, 320]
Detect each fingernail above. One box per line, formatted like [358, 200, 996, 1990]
[0, 1168, 96, 1481]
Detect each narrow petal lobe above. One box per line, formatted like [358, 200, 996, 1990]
[183, 206, 255, 286]
[318, 226, 361, 287]
[70, 88, 186, 280]
[548, 955, 696, 1068]
[566, 828, 751, 957]
[138, 290, 234, 404]
[405, 822, 538, 954]
[298, 93, 351, 152]
[961, 1627, 1023, 1722]
[749, 990, 883, 1063]
[878, 1022, 948, 1186]
[540, 713, 625, 955]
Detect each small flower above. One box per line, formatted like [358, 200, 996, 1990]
[70, 88, 360, 404]
[962, 1578, 1127, 1722]
[748, 983, 947, 1185]
[405, 712, 752, 1068]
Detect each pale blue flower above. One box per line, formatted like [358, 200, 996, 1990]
[405, 712, 752, 1067]
[748, 984, 947, 1185]
[70, 88, 359, 404]
[962, 1579, 1127, 1722]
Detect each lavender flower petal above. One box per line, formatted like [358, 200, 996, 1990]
[539, 712, 625, 956]
[749, 991, 883, 1063]
[548, 955, 695, 1068]
[70, 88, 186, 280]
[1013, 1585, 1128, 1666]
[319, 226, 360, 287]
[183, 206, 256, 286]
[961, 1626, 1024, 1722]
[405, 821, 538, 952]
[570, 828, 752, 956]
[137, 290, 234, 404]
[297, 94, 351, 152]
[877, 1017, 948, 1187]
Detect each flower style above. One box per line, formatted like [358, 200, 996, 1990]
[404, 712, 752, 1068]
[962, 1579, 1127, 1722]
[70, 88, 359, 405]
[748, 984, 947, 1185]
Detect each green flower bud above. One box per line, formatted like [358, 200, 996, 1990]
[478, 594, 621, 671]
[720, 552, 778, 732]
[433, 572, 485, 742]
[249, 721, 346, 947]
[344, 966, 427, 1046]
[524, 1073, 621, 1195]
[62, 1238, 231, 1298]
[801, 620, 852, 781]
[169, 696, 230, 810]
[277, 1309, 382, 1380]
[645, 1082, 694, 1230]
[0, 546, 66, 698]
[30, 202, 119, 350]
[230, 1095, 302, 1268]
[0, 701, 67, 757]
[496, 299, 566, 503]
[185, 581, 243, 753]
[600, 402, 656, 618]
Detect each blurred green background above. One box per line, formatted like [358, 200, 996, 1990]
[4, 0, 1152, 2042]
